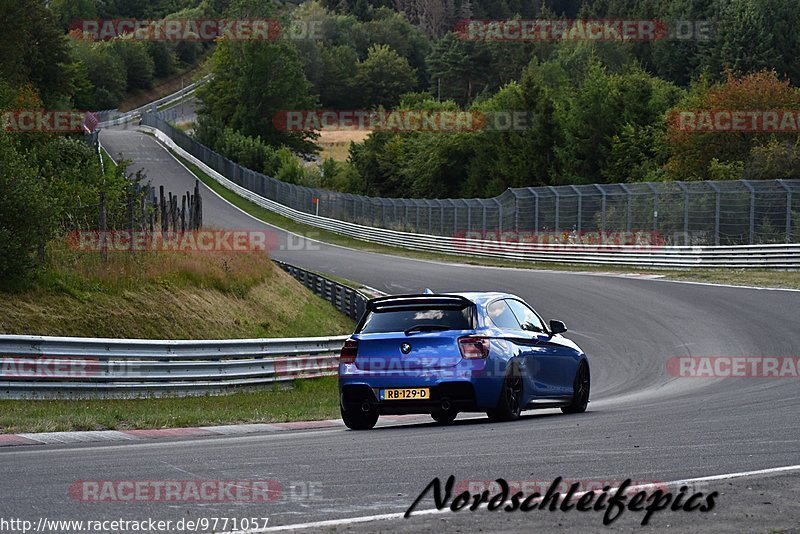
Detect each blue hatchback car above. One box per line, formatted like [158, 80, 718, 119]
[338, 292, 590, 430]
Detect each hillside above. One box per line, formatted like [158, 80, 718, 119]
[0, 243, 354, 339]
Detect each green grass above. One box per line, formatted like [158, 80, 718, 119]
[172, 151, 800, 290]
[0, 377, 340, 433]
[1, 240, 355, 339]
[100, 146, 117, 171]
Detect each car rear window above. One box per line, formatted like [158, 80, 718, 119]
[357, 307, 474, 334]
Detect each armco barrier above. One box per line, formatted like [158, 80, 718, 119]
[275, 261, 367, 321]
[0, 335, 347, 399]
[96, 75, 209, 128]
[140, 121, 800, 269]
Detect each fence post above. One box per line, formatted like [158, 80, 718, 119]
[678, 182, 689, 245]
[594, 185, 607, 233]
[707, 182, 721, 246]
[127, 186, 134, 253]
[159, 186, 167, 236]
[778, 180, 791, 243]
[547, 187, 560, 233]
[647, 183, 659, 235]
[619, 183, 633, 232]
[181, 195, 186, 232]
[99, 192, 107, 262]
[743, 181, 755, 245]
[496, 198, 503, 233]
[569, 185, 581, 233]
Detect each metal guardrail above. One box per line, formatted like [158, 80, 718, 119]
[275, 261, 367, 321]
[0, 260, 366, 399]
[96, 75, 209, 128]
[143, 123, 800, 269]
[0, 335, 347, 399]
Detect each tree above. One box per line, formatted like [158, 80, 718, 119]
[197, 38, 318, 153]
[427, 33, 490, 105]
[706, 0, 774, 78]
[664, 70, 800, 180]
[111, 40, 155, 90]
[355, 44, 417, 107]
[554, 61, 622, 184]
[71, 41, 128, 109]
[0, 0, 74, 107]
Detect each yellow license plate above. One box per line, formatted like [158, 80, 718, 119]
[380, 388, 430, 401]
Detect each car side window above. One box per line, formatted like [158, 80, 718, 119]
[486, 300, 522, 330]
[506, 299, 546, 333]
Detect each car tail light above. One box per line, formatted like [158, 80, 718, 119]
[458, 336, 489, 359]
[340, 339, 358, 363]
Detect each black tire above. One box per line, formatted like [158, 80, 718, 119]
[341, 405, 379, 430]
[431, 410, 458, 424]
[562, 361, 590, 414]
[487, 365, 523, 422]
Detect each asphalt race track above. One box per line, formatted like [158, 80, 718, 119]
[2, 127, 798, 532]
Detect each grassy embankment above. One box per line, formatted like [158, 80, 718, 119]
[0, 240, 351, 433]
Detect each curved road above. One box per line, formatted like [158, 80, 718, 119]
[1, 127, 798, 532]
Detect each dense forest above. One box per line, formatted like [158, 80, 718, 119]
[193, 0, 800, 199]
[2, 0, 800, 283]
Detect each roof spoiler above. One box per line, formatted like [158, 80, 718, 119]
[366, 293, 473, 311]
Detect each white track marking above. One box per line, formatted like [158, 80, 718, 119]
[248, 464, 800, 532]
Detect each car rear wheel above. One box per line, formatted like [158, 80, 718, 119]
[487, 365, 523, 422]
[562, 361, 590, 414]
[341, 404, 379, 430]
[431, 410, 458, 424]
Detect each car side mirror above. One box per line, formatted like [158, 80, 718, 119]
[549, 320, 567, 335]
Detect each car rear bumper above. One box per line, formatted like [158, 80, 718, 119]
[340, 382, 479, 415]
[339, 361, 507, 413]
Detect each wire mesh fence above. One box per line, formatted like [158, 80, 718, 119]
[140, 113, 800, 246]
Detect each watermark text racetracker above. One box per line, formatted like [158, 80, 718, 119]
[273, 110, 531, 133]
[1, 357, 100, 378]
[669, 110, 800, 133]
[455, 19, 711, 42]
[68, 18, 322, 41]
[67, 230, 319, 253]
[453, 231, 666, 254]
[667, 356, 800, 378]
[2, 111, 99, 133]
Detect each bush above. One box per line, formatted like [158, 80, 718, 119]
[0, 133, 51, 287]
